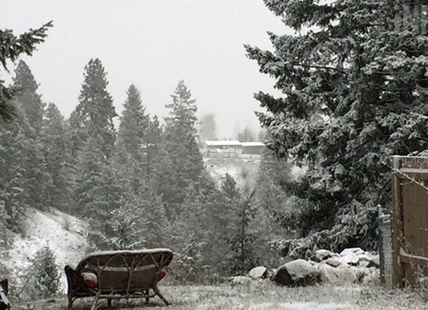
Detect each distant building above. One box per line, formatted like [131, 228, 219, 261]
[205, 140, 242, 157]
[204, 140, 265, 158]
[241, 142, 265, 155]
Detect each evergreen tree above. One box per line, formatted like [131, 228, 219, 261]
[75, 136, 121, 248]
[256, 139, 294, 228]
[12, 61, 46, 211]
[41, 103, 71, 212]
[76, 58, 117, 160]
[0, 200, 12, 275]
[156, 81, 206, 220]
[27, 245, 60, 299]
[205, 173, 241, 274]
[223, 175, 258, 275]
[114, 84, 150, 195]
[0, 21, 52, 121]
[255, 141, 295, 266]
[106, 201, 146, 250]
[245, 0, 428, 256]
[140, 185, 171, 248]
[73, 59, 120, 248]
[0, 116, 27, 229]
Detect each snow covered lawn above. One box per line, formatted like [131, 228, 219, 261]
[12, 282, 428, 309]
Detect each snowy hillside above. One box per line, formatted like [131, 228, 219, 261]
[3, 156, 260, 296]
[5, 208, 89, 294]
[204, 156, 260, 191]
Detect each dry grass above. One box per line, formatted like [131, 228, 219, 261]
[9, 281, 427, 310]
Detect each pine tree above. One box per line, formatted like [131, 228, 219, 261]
[73, 59, 119, 248]
[156, 81, 206, 220]
[0, 21, 52, 121]
[40, 103, 71, 212]
[76, 58, 117, 160]
[12, 61, 46, 211]
[255, 140, 295, 265]
[0, 200, 11, 275]
[106, 201, 146, 250]
[256, 138, 294, 227]
[140, 185, 171, 248]
[0, 115, 27, 229]
[245, 0, 428, 256]
[223, 175, 258, 275]
[28, 245, 60, 299]
[114, 84, 150, 195]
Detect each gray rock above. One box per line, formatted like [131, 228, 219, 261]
[371, 254, 380, 267]
[272, 259, 322, 286]
[311, 249, 334, 262]
[358, 259, 370, 268]
[325, 258, 342, 268]
[339, 253, 359, 266]
[340, 247, 364, 256]
[247, 266, 268, 279]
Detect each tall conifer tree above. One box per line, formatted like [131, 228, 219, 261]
[73, 59, 120, 248]
[114, 84, 150, 194]
[12, 61, 46, 211]
[157, 81, 205, 220]
[41, 103, 71, 212]
[246, 0, 428, 256]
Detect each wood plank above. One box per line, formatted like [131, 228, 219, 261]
[391, 156, 405, 287]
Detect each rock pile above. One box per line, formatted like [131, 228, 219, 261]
[310, 247, 379, 285]
[231, 247, 380, 287]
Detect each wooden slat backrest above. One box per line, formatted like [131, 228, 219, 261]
[76, 249, 173, 293]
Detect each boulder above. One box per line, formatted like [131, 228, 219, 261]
[358, 259, 370, 268]
[357, 253, 374, 268]
[272, 259, 322, 286]
[340, 247, 364, 256]
[371, 254, 380, 267]
[318, 263, 366, 284]
[311, 249, 334, 262]
[247, 266, 268, 279]
[339, 253, 359, 266]
[325, 257, 342, 268]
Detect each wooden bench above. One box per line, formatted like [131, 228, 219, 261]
[64, 248, 173, 309]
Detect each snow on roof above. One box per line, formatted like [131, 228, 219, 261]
[241, 142, 265, 147]
[205, 140, 242, 146]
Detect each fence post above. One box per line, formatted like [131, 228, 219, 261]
[378, 205, 393, 287]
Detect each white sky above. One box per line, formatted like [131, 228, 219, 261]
[1, 0, 290, 139]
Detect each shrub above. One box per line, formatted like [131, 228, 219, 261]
[25, 245, 60, 300]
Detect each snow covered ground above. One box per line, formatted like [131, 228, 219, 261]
[12, 282, 428, 309]
[4, 157, 427, 309]
[4, 207, 428, 309]
[204, 156, 260, 191]
[5, 208, 89, 294]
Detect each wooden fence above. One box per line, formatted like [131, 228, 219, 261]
[391, 156, 428, 287]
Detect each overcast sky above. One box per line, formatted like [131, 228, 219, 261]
[1, 0, 290, 139]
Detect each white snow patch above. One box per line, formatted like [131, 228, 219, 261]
[245, 302, 353, 309]
[6, 208, 89, 293]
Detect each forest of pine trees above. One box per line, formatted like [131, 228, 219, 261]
[0, 59, 289, 278]
[3, 0, 428, 283]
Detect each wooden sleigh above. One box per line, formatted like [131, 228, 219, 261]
[64, 248, 173, 309]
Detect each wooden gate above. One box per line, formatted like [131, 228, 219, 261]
[391, 156, 428, 287]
